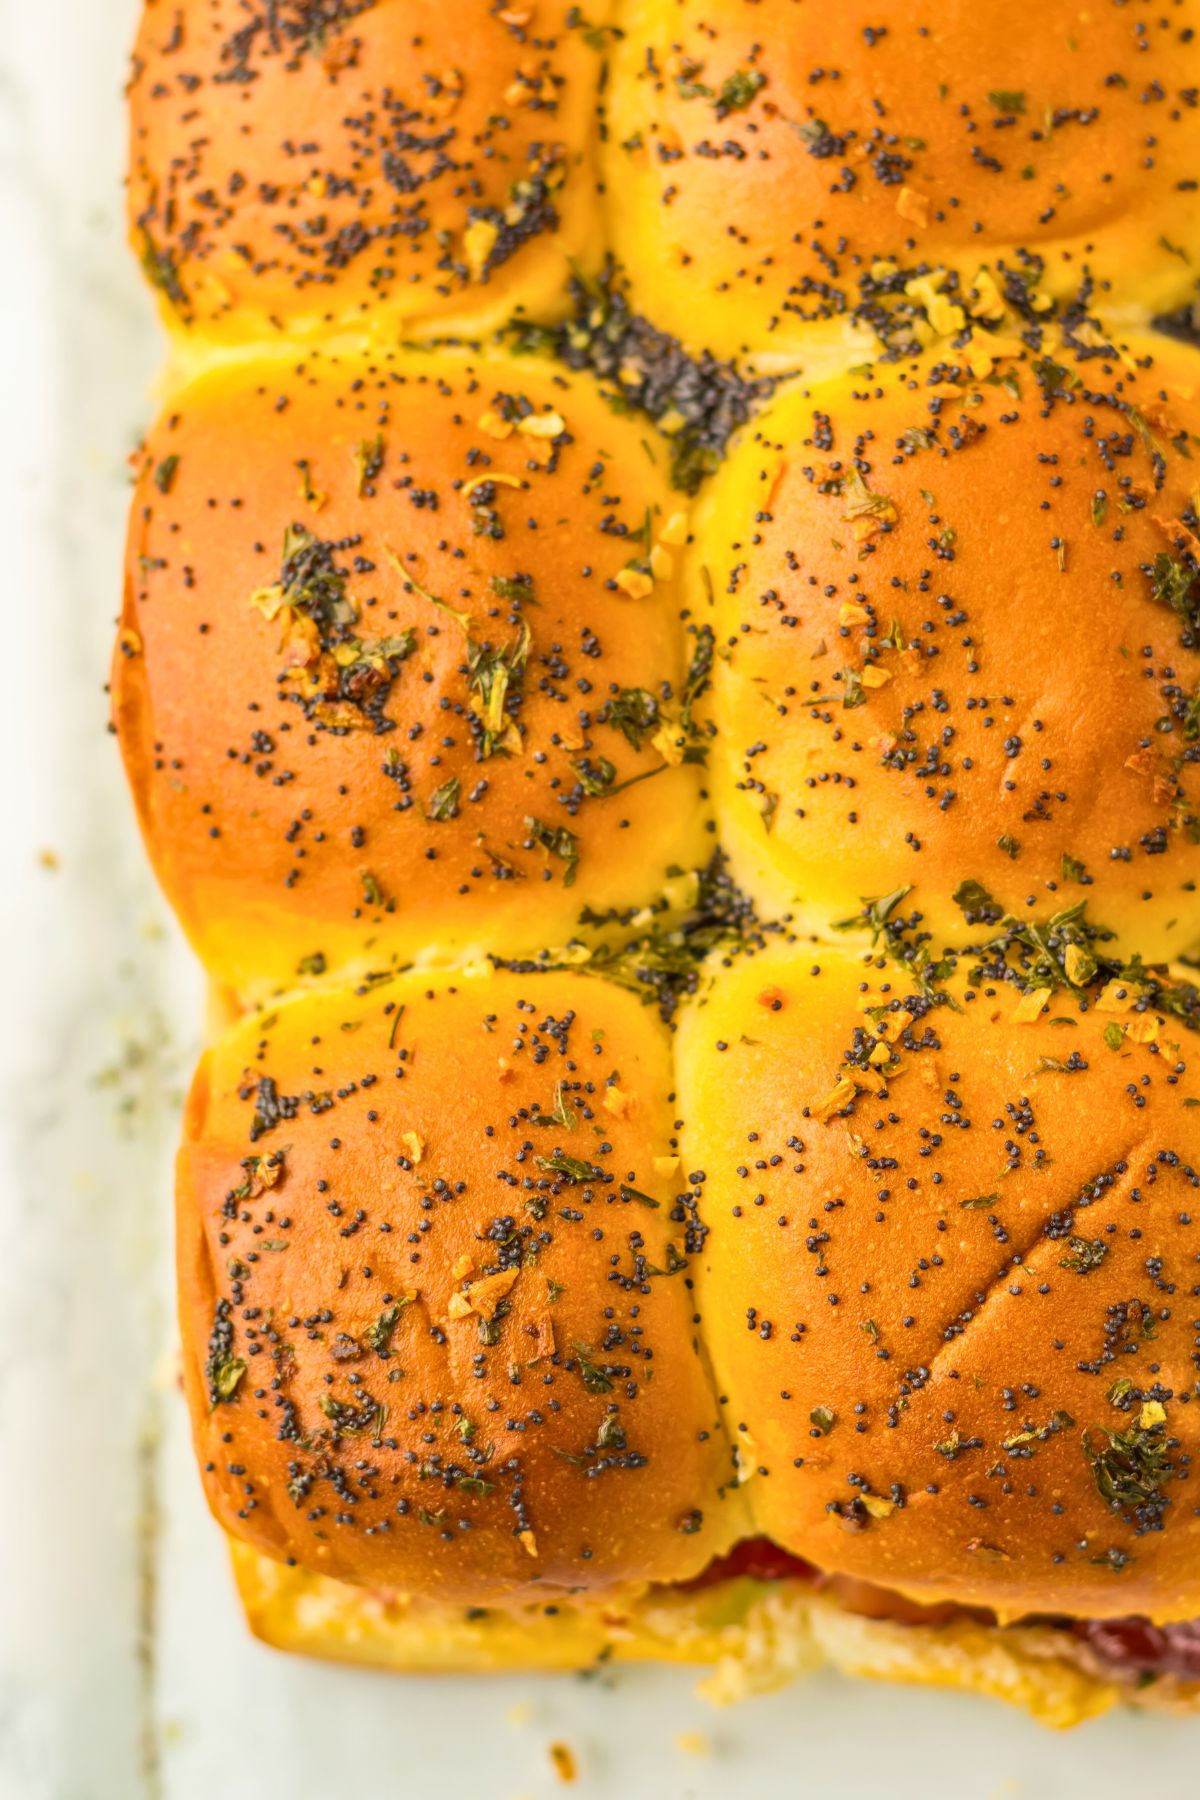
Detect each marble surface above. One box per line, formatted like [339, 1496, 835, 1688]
[6, 5, 1200, 1796]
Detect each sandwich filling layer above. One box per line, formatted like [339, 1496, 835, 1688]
[687, 1538, 1200, 1685]
[230, 1533, 1200, 1728]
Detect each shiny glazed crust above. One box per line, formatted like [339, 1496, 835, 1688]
[696, 332, 1200, 961]
[114, 344, 708, 995]
[676, 942, 1200, 1621]
[117, 0, 1200, 1714]
[178, 966, 744, 1599]
[128, 0, 609, 347]
[605, 0, 1200, 364]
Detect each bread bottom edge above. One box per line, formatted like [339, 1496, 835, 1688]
[226, 1538, 1200, 1726]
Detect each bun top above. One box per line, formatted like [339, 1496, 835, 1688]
[677, 933, 1200, 1622]
[178, 965, 742, 1600]
[699, 328, 1200, 963]
[127, 0, 608, 345]
[605, 0, 1200, 364]
[119, 0, 1200, 1636]
[180, 884, 1200, 1620]
[114, 343, 710, 996]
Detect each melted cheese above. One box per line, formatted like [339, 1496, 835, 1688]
[228, 1538, 1158, 1727]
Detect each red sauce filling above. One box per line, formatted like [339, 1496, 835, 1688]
[684, 1538, 818, 1588]
[686, 1537, 1200, 1684]
[1076, 1617, 1200, 1682]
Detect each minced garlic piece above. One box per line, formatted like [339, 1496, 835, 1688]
[1095, 979, 1140, 1014]
[812, 1075, 857, 1121]
[896, 185, 930, 227]
[448, 1266, 520, 1321]
[462, 472, 523, 498]
[652, 720, 687, 765]
[248, 583, 288, 621]
[616, 566, 654, 599]
[425, 68, 464, 118]
[904, 275, 965, 336]
[518, 411, 565, 439]
[463, 217, 498, 280]
[1063, 945, 1095, 986]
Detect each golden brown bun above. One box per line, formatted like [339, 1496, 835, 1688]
[119, 0, 1200, 1689]
[114, 344, 710, 997]
[677, 938, 1200, 1622]
[231, 1538, 1200, 1725]
[605, 0, 1200, 366]
[696, 330, 1200, 962]
[178, 966, 744, 1601]
[127, 0, 608, 347]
